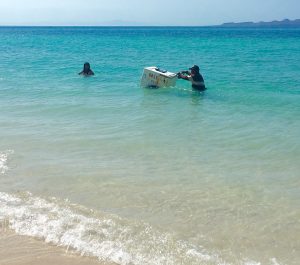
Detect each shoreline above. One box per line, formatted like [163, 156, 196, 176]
[0, 229, 111, 265]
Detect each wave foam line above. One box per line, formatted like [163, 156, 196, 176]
[0, 192, 279, 265]
[0, 191, 225, 265]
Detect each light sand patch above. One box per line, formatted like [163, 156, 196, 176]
[0, 230, 115, 265]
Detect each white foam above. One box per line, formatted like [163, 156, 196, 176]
[186, 248, 213, 261]
[0, 150, 13, 174]
[244, 261, 261, 265]
[270, 258, 283, 265]
[0, 192, 277, 265]
[0, 192, 229, 265]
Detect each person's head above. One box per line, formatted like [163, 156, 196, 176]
[83, 62, 91, 73]
[189, 65, 200, 74]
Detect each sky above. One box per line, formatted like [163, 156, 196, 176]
[0, 0, 299, 26]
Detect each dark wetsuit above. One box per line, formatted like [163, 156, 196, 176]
[189, 73, 206, 91]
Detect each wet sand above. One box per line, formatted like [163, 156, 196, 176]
[0, 230, 113, 265]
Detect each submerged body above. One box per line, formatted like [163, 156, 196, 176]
[79, 62, 94, 76]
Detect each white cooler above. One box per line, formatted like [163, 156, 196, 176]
[140, 67, 177, 88]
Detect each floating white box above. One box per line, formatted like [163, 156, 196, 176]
[141, 67, 177, 88]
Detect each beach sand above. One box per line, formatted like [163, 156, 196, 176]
[0, 230, 112, 265]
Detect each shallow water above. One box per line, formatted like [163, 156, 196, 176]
[0, 27, 300, 265]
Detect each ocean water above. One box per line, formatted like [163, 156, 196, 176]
[0, 27, 300, 265]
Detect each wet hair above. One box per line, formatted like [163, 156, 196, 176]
[83, 62, 91, 73]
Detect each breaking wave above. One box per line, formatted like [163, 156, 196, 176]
[0, 150, 13, 174]
[0, 192, 282, 265]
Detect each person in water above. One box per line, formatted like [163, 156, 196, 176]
[78, 62, 94, 76]
[177, 65, 206, 91]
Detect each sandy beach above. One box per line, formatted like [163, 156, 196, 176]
[0, 230, 110, 265]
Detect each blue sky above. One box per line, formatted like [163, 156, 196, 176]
[0, 0, 299, 26]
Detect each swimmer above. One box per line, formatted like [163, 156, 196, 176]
[78, 62, 94, 76]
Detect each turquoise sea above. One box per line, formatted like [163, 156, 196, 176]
[0, 27, 300, 265]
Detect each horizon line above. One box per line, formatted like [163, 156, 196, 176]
[0, 25, 217, 27]
[0, 18, 299, 28]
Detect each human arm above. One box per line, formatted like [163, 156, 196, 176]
[177, 71, 191, 80]
[178, 73, 189, 80]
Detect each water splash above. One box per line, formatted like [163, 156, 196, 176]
[0, 191, 283, 265]
[0, 191, 230, 265]
[0, 150, 13, 174]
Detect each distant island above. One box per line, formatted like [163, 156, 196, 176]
[220, 19, 300, 28]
